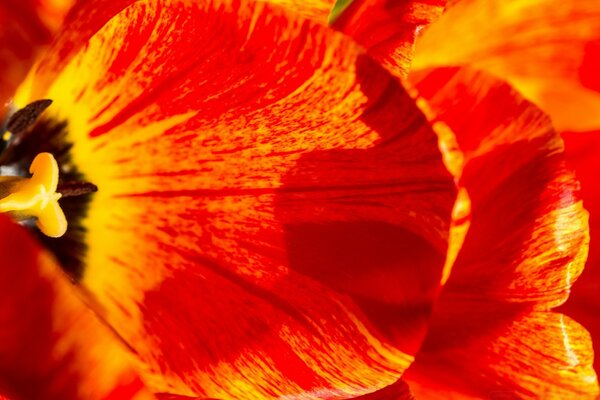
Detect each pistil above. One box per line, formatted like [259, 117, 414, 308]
[0, 152, 67, 238]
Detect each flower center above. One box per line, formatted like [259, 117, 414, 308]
[0, 100, 97, 240]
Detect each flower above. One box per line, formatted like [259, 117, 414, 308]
[1, 0, 456, 398]
[0, 0, 598, 399]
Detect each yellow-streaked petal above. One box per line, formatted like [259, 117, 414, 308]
[15, 0, 456, 397]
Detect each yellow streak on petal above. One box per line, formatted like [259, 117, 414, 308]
[408, 88, 471, 286]
[442, 187, 471, 286]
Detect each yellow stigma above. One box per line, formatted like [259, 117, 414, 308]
[0, 153, 67, 237]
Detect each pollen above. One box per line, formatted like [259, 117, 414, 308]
[0, 153, 67, 238]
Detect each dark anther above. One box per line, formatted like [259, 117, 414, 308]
[57, 181, 98, 198]
[6, 99, 53, 135]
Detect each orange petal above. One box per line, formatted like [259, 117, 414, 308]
[560, 130, 600, 376]
[404, 307, 599, 398]
[16, 0, 456, 398]
[332, 0, 447, 78]
[0, 215, 153, 400]
[409, 67, 589, 307]
[413, 0, 600, 132]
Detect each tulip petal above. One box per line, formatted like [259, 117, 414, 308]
[352, 379, 414, 399]
[155, 396, 216, 400]
[13, 0, 138, 105]
[406, 67, 597, 396]
[413, 0, 600, 132]
[0, 215, 153, 400]
[16, 0, 456, 398]
[258, 0, 336, 21]
[560, 130, 600, 375]
[404, 307, 599, 398]
[19, 0, 338, 103]
[331, 0, 447, 78]
[409, 67, 588, 307]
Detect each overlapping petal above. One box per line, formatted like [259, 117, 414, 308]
[405, 308, 597, 398]
[405, 67, 597, 397]
[352, 379, 413, 400]
[407, 0, 600, 381]
[15, 0, 456, 398]
[0, 215, 152, 400]
[331, 0, 447, 78]
[410, 67, 588, 307]
[413, 0, 600, 132]
[560, 131, 600, 375]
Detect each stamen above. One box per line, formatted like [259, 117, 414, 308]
[0, 153, 67, 238]
[6, 99, 53, 134]
[57, 181, 98, 197]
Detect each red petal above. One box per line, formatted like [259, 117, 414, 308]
[410, 67, 589, 306]
[413, 0, 600, 132]
[155, 396, 215, 400]
[560, 130, 600, 376]
[0, 0, 73, 116]
[0, 215, 153, 400]
[406, 67, 597, 395]
[405, 307, 599, 398]
[16, 1, 456, 398]
[332, 0, 446, 78]
[352, 379, 414, 399]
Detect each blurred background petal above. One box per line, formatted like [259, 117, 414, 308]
[0, 0, 74, 117]
[413, 0, 600, 133]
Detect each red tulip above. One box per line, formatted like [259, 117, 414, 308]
[1, 0, 454, 398]
[0, 0, 598, 398]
